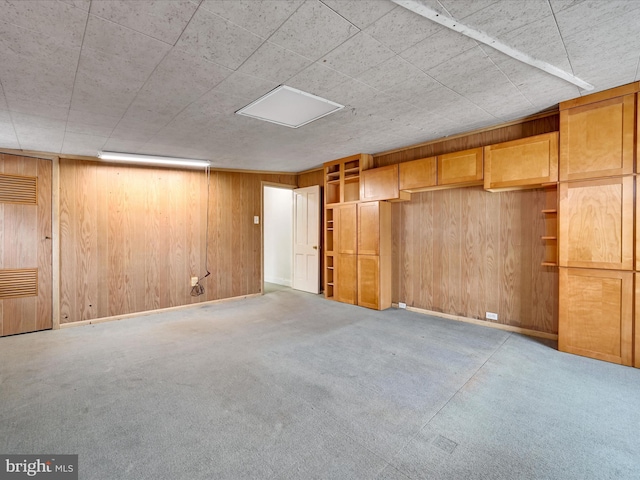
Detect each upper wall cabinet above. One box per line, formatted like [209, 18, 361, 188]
[360, 164, 410, 202]
[559, 92, 635, 181]
[484, 132, 558, 190]
[399, 156, 437, 192]
[437, 147, 483, 187]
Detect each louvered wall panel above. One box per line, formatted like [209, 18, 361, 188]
[0, 269, 38, 299]
[0, 173, 37, 204]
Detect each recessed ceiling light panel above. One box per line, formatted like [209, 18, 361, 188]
[236, 85, 344, 128]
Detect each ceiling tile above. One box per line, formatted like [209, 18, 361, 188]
[400, 27, 477, 72]
[286, 63, 351, 99]
[321, 32, 395, 78]
[68, 110, 121, 129]
[549, 0, 585, 13]
[126, 49, 232, 119]
[90, 0, 199, 45]
[102, 138, 148, 153]
[459, 0, 552, 38]
[0, 0, 88, 47]
[59, 0, 91, 11]
[437, 0, 499, 18]
[499, 15, 571, 71]
[238, 41, 312, 83]
[356, 55, 425, 92]
[5, 95, 70, 121]
[320, 0, 397, 29]
[66, 121, 113, 138]
[200, 0, 303, 38]
[364, 2, 443, 53]
[12, 112, 67, 135]
[554, 0, 640, 39]
[61, 132, 108, 156]
[211, 72, 279, 102]
[16, 126, 65, 153]
[175, 7, 264, 70]
[269, 1, 358, 61]
[0, 121, 20, 149]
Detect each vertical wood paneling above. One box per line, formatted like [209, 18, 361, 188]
[36, 159, 52, 330]
[59, 161, 296, 324]
[394, 187, 558, 334]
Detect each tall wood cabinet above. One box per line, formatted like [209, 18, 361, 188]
[557, 82, 639, 366]
[323, 154, 392, 310]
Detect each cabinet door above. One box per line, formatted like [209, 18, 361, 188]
[635, 274, 640, 369]
[360, 165, 399, 201]
[559, 94, 635, 181]
[437, 147, 483, 186]
[559, 268, 633, 365]
[357, 255, 379, 309]
[336, 254, 357, 305]
[336, 204, 357, 255]
[399, 156, 437, 191]
[484, 132, 558, 190]
[559, 176, 633, 270]
[358, 202, 379, 255]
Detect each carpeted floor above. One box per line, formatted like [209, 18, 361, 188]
[1, 285, 638, 479]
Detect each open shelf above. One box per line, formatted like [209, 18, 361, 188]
[541, 186, 558, 266]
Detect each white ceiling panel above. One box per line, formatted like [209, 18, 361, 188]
[400, 27, 478, 72]
[238, 41, 312, 83]
[199, 0, 303, 38]
[458, 0, 552, 38]
[320, 0, 397, 29]
[286, 63, 351, 98]
[0, 0, 87, 47]
[61, 132, 108, 156]
[364, 3, 443, 53]
[175, 7, 264, 70]
[90, 1, 198, 45]
[268, 1, 358, 60]
[0, 0, 636, 171]
[321, 32, 395, 78]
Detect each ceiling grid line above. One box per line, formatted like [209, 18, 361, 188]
[478, 44, 536, 109]
[0, 79, 23, 151]
[546, 0, 577, 77]
[61, 6, 94, 155]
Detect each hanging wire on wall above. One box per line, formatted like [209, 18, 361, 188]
[191, 165, 211, 296]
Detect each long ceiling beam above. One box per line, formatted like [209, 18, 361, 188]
[391, 0, 594, 91]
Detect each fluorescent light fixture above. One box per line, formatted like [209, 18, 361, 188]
[98, 152, 210, 168]
[391, 0, 594, 91]
[236, 85, 344, 128]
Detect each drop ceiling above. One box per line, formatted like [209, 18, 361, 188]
[0, 0, 638, 172]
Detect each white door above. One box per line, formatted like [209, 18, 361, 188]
[292, 185, 320, 294]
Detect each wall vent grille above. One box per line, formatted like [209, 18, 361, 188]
[0, 174, 37, 204]
[0, 269, 38, 299]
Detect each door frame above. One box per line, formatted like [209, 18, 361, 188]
[261, 181, 296, 295]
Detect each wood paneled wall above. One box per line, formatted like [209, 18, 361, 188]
[59, 159, 296, 324]
[297, 168, 324, 188]
[0, 154, 52, 335]
[374, 114, 559, 166]
[392, 186, 558, 334]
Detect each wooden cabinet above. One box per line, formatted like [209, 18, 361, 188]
[437, 147, 483, 187]
[559, 268, 633, 365]
[484, 132, 558, 190]
[399, 156, 437, 192]
[358, 255, 391, 310]
[336, 204, 357, 254]
[357, 201, 391, 310]
[635, 273, 640, 369]
[336, 254, 357, 305]
[325, 153, 373, 205]
[559, 176, 633, 270]
[360, 164, 410, 202]
[559, 93, 635, 181]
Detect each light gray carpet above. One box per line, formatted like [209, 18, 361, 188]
[1, 285, 639, 479]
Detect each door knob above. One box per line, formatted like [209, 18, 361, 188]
[313, 246, 318, 249]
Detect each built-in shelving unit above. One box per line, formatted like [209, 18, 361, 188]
[541, 186, 558, 266]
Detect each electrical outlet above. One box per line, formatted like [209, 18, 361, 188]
[486, 311, 498, 321]
[191, 276, 199, 287]
[254, 216, 260, 224]
[398, 302, 407, 309]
